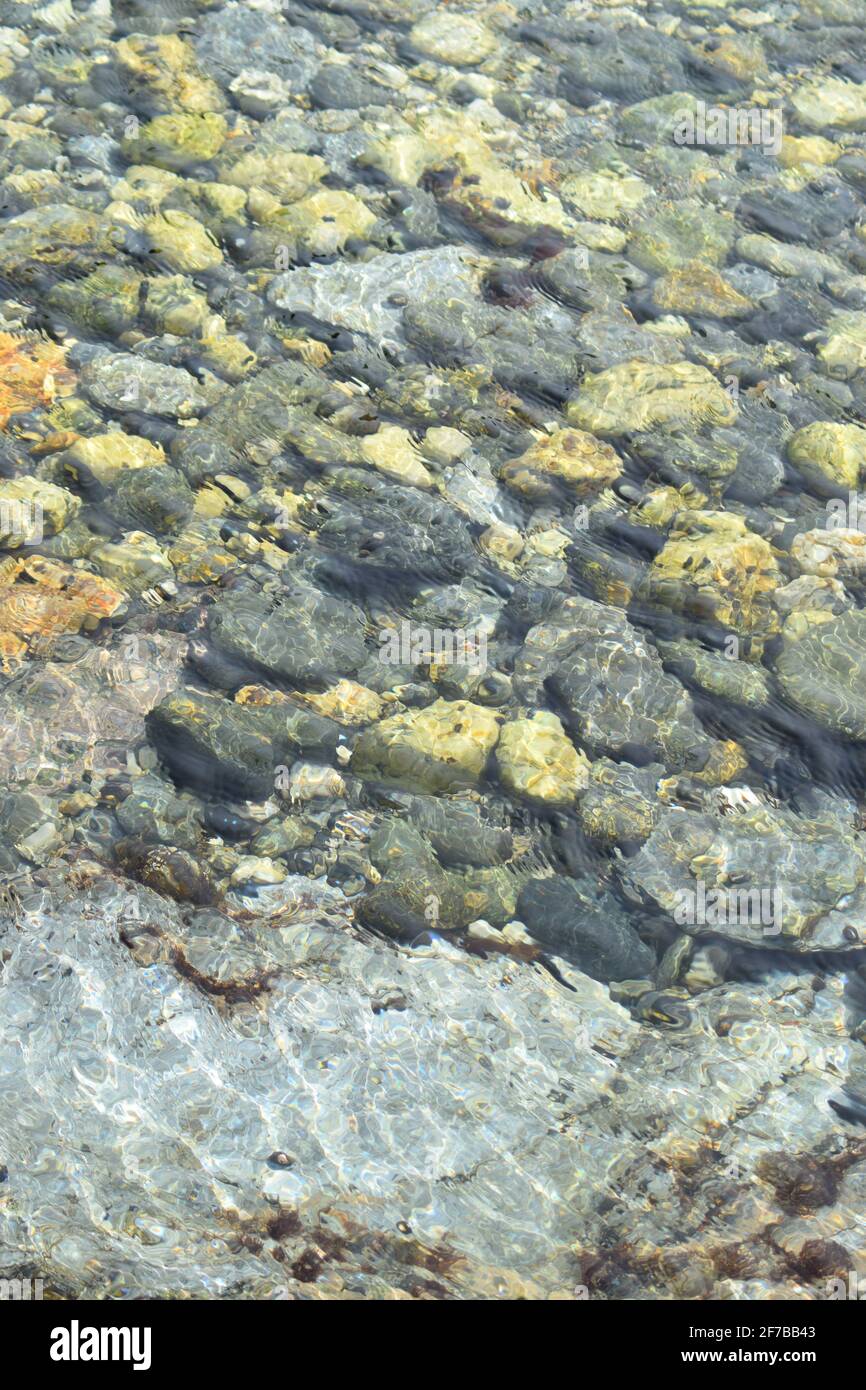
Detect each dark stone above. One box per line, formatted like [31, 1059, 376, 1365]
[517, 876, 654, 982]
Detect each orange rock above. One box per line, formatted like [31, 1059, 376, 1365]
[0, 629, 27, 672]
[0, 556, 125, 660]
[235, 684, 290, 706]
[0, 333, 75, 431]
[30, 429, 81, 457]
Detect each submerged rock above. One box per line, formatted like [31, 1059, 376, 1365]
[517, 595, 713, 772]
[63, 432, 167, 487]
[496, 711, 589, 807]
[787, 421, 866, 495]
[641, 510, 781, 643]
[568, 361, 737, 436]
[352, 698, 502, 794]
[207, 587, 367, 688]
[621, 795, 866, 952]
[774, 609, 866, 739]
[517, 876, 655, 983]
[0, 476, 79, 542]
[3, 0, 866, 1304]
[500, 428, 621, 500]
[80, 352, 216, 420]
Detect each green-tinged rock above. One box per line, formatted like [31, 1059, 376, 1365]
[791, 77, 866, 130]
[122, 112, 228, 171]
[146, 690, 279, 800]
[409, 12, 499, 65]
[143, 208, 223, 272]
[104, 468, 194, 536]
[818, 311, 866, 380]
[352, 698, 502, 794]
[628, 202, 735, 273]
[577, 758, 661, 849]
[267, 188, 376, 256]
[219, 148, 325, 201]
[652, 262, 753, 318]
[787, 421, 866, 494]
[208, 586, 367, 688]
[114, 34, 225, 116]
[116, 774, 203, 852]
[46, 264, 142, 338]
[517, 595, 713, 773]
[774, 609, 866, 739]
[360, 425, 434, 489]
[89, 533, 174, 593]
[63, 433, 167, 487]
[656, 638, 772, 707]
[141, 275, 213, 336]
[0, 205, 118, 279]
[561, 169, 650, 224]
[568, 360, 737, 435]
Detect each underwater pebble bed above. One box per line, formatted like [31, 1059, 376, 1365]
[2, 0, 866, 1299]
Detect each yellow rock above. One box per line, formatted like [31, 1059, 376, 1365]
[791, 77, 866, 130]
[361, 425, 434, 489]
[199, 333, 257, 382]
[692, 740, 749, 786]
[142, 274, 212, 336]
[787, 421, 866, 494]
[568, 360, 737, 436]
[561, 169, 650, 224]
[645, 509, 780, 639]
[271, 188, 376, 255]
[123, 111, 228, 169]
[652, 261, 753, 318]
[0, 475, 79, 542]
[168, 525, 237, 584]
[298, 679, 384, 726]
[111, 163, 181, 210]
[114, 34, 224, 115]
[144, 209, 223, 272]
[193, 482, 229, 518]
[365, 109, 574, 233]
[89, 533, 173, 592]
[817, 310, 866, 379]
[223, 150, 326, 202]
[421, 426, 471, 465]
[779, 134, 840, 168]
[190, 180, 247, 221]
[526, 528, 570, 558]
[497, 712, 589, 806]
[409, 13, 499, 65]
[636, 483, 708, 528]
[352, 698, 502, 793]
[63, 432, 166, 486]
[479, 522, 524, 562]
[502, 427, 621, 496]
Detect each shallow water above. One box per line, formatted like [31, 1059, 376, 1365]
[2, 0, 866, 1300]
